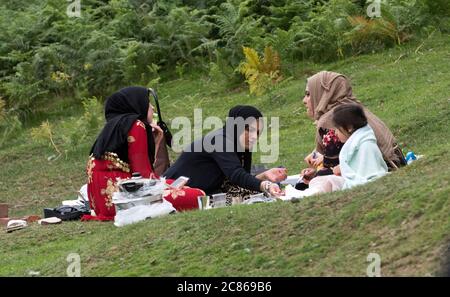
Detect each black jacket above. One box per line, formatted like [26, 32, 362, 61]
[163, 129, 261, 194]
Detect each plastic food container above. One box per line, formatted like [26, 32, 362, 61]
[113, 194, 163, 212]
[113, 172, 167, 213]
[211, 193, 227, 208]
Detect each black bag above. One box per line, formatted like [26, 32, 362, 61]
[44, 205, 90, 221]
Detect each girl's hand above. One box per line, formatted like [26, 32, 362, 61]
[263, 167, 287, 183]
[333, 165, 341, 176]
[150, 123, 164, 145]
[300, 168, 316, 184]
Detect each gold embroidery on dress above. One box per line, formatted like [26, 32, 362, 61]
[102, 152, 130, 173]
[86, 155, 96, 184]
[127, 136, 136, 143]
[164, 188, 186, 200]
[101, 178, 118, 209]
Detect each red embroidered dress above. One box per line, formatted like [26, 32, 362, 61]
[84, 120, 205, 221]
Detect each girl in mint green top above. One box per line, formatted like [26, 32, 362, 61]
[291, 103, 388, 198]
[333, 104, 388, 189]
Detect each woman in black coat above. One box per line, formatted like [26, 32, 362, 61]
[164, 105, 286, 199]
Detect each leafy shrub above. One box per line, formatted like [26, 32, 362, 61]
[1, 61, 49, 109]
[0, 0, 447, 114]
[239, 46, 282, 96]
[80, 30, 126, 96]
[140, 6, 211, 67]
[208, 47, 243, 87]
[423, 0, 450, 17]
[264, 0, 313, 31]
[212, 2, 265, 66]
[121, 41, 156, 85]
[345, 15, 400, 53]
[263, 27, 301, 73]
[294, 0, 359, 62]
[384, 0, 430, 37]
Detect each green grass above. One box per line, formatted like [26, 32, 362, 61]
[1, 33, 449, 276]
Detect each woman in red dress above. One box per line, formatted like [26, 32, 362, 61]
[83, 87, 205, 221]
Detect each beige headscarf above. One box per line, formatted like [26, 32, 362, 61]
[307, 71, 400, 165]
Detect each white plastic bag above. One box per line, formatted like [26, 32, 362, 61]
[78, 184, 88, 202]
[113, 199, 176, 227]
[279, 184, 308, 201]
[62, 184, 89, 207]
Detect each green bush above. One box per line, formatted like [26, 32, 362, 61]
[294, 0, 359, 62]
[212, 2, 265, 66]
[1, 61, 49, 109]
[81, 30, 126, 96]
[0, 0, 447, 113]
[140, 5, 212, 67]
[423, 0, 450, 16]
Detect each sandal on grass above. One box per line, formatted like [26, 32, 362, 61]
[38, 217, 62, 225]
[6, 219, 27, 233]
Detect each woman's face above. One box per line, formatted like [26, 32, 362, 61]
[335, 127, 350, 143]
[239, 119, 262, 150]
[303, 85, 314, 119]
[147, 104, 155, 124]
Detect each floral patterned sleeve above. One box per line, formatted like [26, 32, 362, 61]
[127, 120, 155, 178]
[321, 128, 343, 168]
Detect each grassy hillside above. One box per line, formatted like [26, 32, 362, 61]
[0, 34, 449, 276]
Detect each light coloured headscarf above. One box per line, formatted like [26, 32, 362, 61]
[307, 71, 400, 165]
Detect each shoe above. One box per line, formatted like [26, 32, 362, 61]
[6, 219, 27, 233]
[38, 217, 62, 225]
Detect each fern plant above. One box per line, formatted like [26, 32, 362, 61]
[30, 120, 62, 159]
[213, 2, 265, 65]
[295, 0, 358, 62]
[239, 46, 282, 96]
[345, 15, 400, 52]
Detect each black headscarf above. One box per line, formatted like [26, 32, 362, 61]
[90, 86, 156, 164]
[224, 105, 263, 173]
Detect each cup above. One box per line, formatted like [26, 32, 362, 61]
[249, 193, 265, 200]
[232, 196, 242, 205]
[198, 195, 210, 210]
[211, 193, 227, 208]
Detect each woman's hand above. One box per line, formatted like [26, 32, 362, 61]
[260, 181, 283, 197]
[304, 152, 314, 165]
[300, 167, 316, 184]
[312, 153, 323, 167]
[150, 123, 164, 145]
[262, 167, 287, 182]
[332, 165, 341, 176]
[304, 151, 323, 167]
[268, 183, 283, 197]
